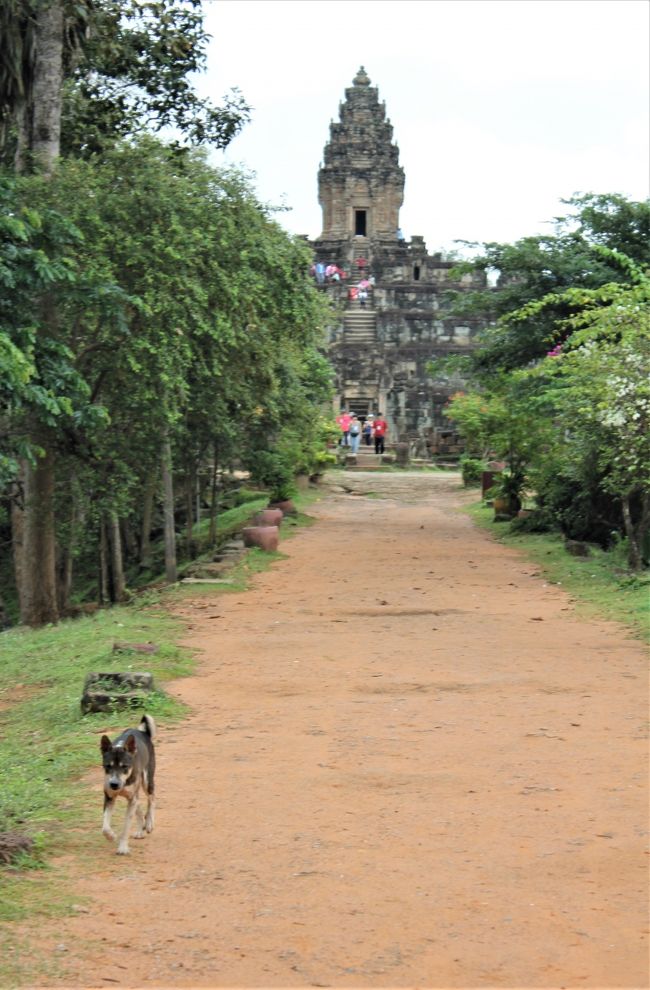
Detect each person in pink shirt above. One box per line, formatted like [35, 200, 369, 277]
[336, 410, 352, 446]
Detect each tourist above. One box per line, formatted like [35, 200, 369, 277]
[314, 262, 326, 284]
[357, 286, 368, 307]
[362, 416, 373, 447]
[336, 410, 352, 446]
[373, 413, 388, 455]
[348, 414, 361, 453]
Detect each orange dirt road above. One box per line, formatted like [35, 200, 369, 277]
[25, 473, 649, 988]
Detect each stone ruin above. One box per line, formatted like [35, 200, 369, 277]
[309, 67, 487, 459]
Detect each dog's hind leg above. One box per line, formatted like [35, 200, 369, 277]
[144, 792, 155, 834]
[143, 766, 155, 833]
[102, 795, 116, 842]
[117, 795, 138, 854]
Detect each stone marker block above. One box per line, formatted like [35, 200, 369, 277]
[242, 525, 279, 552]
[395, 441, 410, 466]
[565, 539, 591, 557]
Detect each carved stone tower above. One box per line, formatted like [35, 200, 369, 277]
[318, 66, 404, 245]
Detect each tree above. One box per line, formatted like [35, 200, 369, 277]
[1, 0, 249, 165]
[0, 0, 250, 625]
[450, 194, 650, 375]
[524, 262, 650, 568]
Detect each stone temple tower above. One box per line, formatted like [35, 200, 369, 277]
[318, 66, 404, 249]
[312, 69, 486, 448]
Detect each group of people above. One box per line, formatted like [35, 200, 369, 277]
[311, 263, 377, 309]
[311, 262, 347, 284]
[336, 411, 388, 455]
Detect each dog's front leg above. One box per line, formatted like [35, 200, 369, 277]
[134, 801, 146, 839]
[102, 795, 116, 842]
[117, 796, 138, 854]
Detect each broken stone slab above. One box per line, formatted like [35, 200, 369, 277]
[222, 538, 245, 550]
[81, 671, 155, 715]
[242, 525, 279, 552]
[81, 689, 150, 715]
[180, 577, 234, 584]
[85, 671, 154, 691]
[212, 545, 245, 563]
[113, 641, 158, 655]
[189, 562, 234, 578]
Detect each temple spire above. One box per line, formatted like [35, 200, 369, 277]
[317, 69, 404, 241]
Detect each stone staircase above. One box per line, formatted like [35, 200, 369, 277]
[343, 301, 376, 344]
[341, 445, 391, 471]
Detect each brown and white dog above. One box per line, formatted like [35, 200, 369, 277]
[100, 714, 156, 855]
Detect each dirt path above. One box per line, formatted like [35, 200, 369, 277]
[26, 473, 649, 987]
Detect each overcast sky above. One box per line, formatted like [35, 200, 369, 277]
[196, 0, 649, 256]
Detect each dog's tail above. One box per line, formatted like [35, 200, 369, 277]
[139, 714, 156, 741]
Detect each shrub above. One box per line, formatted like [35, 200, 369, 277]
[460, 456, 486, 487]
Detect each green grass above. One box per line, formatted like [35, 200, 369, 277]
[0, 601, 193, 982]
[465, 502, 650, 643]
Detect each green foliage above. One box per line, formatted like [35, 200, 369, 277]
[452, 193, 650, 376]
[446, 194, 650, 569]
[459, 455, 486, 487]
[0, 138, 336, 621]
[0, 0, 250, 164]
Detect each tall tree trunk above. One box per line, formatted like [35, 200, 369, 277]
[622, 492, 650, 571]
[0, 591, 9, 630]
[21, 448, 59, 626]
[140, 472, 156, 571]
[161, 439, 177, 583]
[57, 490, 83, 615]
[185, 462, 195, 559]
[14, 3, 64, 626]
[10, 469, 26, 619]
[99, 521, 110, 604]
[208, 444, 219, 545]
[15, 1, 64, 176]
[109, 512, 126, 602]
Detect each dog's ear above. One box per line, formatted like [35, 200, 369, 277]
[125, 734, 136, 753]
[100, 735, 112, 753]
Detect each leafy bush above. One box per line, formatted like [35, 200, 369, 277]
[460, 456, 486, 487]
[246, 449, 296, 502]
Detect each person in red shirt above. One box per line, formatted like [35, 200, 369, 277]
[336, 410, 352, 447]
[372, 413, 388, 455]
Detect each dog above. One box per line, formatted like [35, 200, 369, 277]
[100, 714, 156, 855]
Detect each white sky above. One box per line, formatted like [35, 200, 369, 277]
[196, 0, 649, 255]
